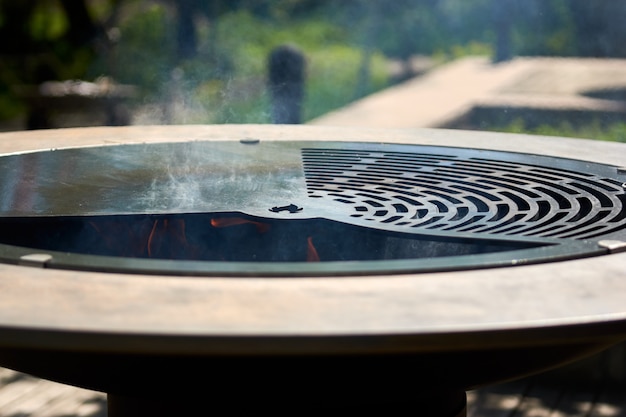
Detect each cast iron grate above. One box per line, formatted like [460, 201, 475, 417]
[303, 148, 626, 240]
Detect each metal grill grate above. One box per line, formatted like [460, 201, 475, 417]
[1, 139, 625, 276]
[303, 147, 626, 240]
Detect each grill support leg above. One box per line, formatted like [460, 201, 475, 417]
[108, 391, 466, 417]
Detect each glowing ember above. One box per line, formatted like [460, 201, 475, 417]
[307, 236, 320, 262]
[0, 212, 536, 270]
[147, 219, 188, 257]
[210, 217, 271, 233]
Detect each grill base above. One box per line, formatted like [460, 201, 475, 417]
[107, 392, 468, 417]
[0, 341, 614, 417]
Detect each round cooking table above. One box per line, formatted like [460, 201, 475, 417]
[1, 125, 626, 417]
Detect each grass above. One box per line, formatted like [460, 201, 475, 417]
[198, 12, 391, 124]
[494, 119, 626, 143]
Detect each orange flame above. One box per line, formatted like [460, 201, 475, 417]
[147, 220, 159, 257]
[147, 219, 188, 257]
[307, 236, 320, 262]
[210, 217, 270, 233]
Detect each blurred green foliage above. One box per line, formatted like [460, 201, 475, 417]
[204, 12, 388, 123]
[95, 4, 176, 92]
[494, 119, 626, 143]
[88, 6, 390, 124]
[1, 0, 626, 128]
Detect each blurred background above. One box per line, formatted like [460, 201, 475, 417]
[0, 0, 624, 141]
[0, 2, 626, 416]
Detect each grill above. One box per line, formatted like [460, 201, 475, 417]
[1, 125, 626, 417]
[0, 139, 624, 276]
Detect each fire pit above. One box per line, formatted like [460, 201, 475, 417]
[0, 125, 626, 417]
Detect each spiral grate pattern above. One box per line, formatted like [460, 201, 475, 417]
[303, 147, 626, 240]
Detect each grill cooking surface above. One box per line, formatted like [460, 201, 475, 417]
[303, 148, 626, 240]
[0, 139, 625, 275]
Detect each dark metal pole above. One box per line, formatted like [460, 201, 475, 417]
[493, 0, 513, 63]
[268, 45, 305, 124]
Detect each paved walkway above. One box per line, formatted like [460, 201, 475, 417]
[0, 368, 105, 417]
[310, 56, 626, 128]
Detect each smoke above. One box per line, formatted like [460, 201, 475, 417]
[131, 140, 291, 216]
[131, 68, 271, 125]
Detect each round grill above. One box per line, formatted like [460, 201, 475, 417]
[0, 137, 625, 276]
[3, 126, 626, 417]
